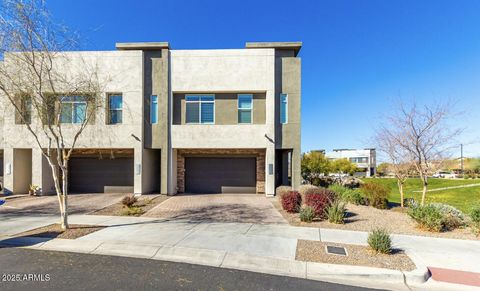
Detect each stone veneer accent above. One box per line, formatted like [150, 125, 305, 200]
[176, 149, 266, 194]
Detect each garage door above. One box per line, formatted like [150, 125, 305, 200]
[69, 157, 134, 193]
[185, 157, 256, 194]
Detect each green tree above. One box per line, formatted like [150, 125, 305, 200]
[331, 158, 358, 175]
[301, 151, 331, 183]
[376, 163, 390, 176]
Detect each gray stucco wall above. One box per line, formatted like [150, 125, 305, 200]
[172, 93, 266, 125]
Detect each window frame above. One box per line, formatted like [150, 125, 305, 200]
[59, 95, 88, 124]
[280, 93, 288, 124]
[185, 94, 215, 124]
[237, 94, 253, 124]
[150, 95, 158, 124]
[107, 93, 123, 125]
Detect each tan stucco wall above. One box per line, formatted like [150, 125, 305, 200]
[173, 93, 266, 125]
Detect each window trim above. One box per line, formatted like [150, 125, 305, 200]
[59, 95, 88, 124]
[185, 94, 215, 124]
[150, 95, 158, 124]
[280, 93, 288, 124]
[237, 94, 253, 124]
[107, 93, 123, 125]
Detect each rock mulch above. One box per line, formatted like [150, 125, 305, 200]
[272, 200, 479, 240]
[92, 195, 170, 217]
[296, 240, 416, 271]
[16, 224, 104, 239]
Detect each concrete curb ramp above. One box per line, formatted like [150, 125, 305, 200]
[0, 236, 430, 288]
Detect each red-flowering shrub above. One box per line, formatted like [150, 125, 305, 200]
[305, 189, 337, 218]
[281, 191, 302, 213]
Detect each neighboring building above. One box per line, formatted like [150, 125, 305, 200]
[0, 41, 302, 196]
[325, 149, 376, 177]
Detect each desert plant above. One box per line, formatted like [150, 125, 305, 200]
[299, 206, 315, 222]
[329, 184, 364, 205]
[469, 205, 480, 234]
[368, 228, 392, 254]
[305, 188, 337, 218]
[360, 182, 389, 209]
[121, 206, 144, 216]
[298, 184, 321, 199]
[408, 204, 445, 232]
[431, 203, 464, 230]
[328, 184, 348, 197]
[121, 195, 138, 208]
[281, 191, 302, 213]
[325, 200, 347, 224]
[276, 186, 292, 197]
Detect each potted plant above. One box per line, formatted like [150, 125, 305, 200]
[29, 184, 39, 196]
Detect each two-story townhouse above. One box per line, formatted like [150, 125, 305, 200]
[0, 42, 301, 197]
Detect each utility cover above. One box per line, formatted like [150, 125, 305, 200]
[325, 245, 347, 256]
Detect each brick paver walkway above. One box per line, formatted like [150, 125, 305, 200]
[143, 194, 287, 224]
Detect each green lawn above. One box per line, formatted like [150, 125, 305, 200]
[363, 178, 480, 213]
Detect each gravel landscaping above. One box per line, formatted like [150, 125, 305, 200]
[296, 240, 416, 271]
[272, 200, 480, 240]
[16, 224, 104, 239]
[92, 195, 169, 216]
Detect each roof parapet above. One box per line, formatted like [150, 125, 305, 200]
[245, 42, 302, 56]
[116, 42, 170, 51]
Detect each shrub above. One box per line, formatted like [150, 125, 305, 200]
[431, 203, 464, 230]
[325, 200, 346, 224]
[329, 184, 364, 205]
[276, 185, 292, 197]
[305, 188, 337, 218]
[299, 206, 315, 222]
[299, 184, 321, 199]
[121, 195, 137, 208]
[408, 204, 445, 232]
[281, 191, 302, 213]
[469, 205, 480, 234]
[360, 182, 389, 209]
[121, 206, 144, 216]
[368, 228, 392, 254]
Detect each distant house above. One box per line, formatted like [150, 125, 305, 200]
[325, 149, 376, 177]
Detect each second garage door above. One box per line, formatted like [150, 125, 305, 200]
[185, 157, 256, 193]
[69, 157, 134, 193]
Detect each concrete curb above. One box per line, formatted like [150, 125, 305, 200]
[0, 236, 430, 287]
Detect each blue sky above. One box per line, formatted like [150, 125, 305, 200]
[48, 0, 480, 157]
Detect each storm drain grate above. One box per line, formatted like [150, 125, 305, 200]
[325, 245, 347, 256]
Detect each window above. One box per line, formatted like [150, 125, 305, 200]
[350, 157, 369, 163]
[60, 96, 87, 124]
[280, 93, 288, 124]
[150, 95, 158, 124]
[185, 95, 214, 124]
[108, 94, 122, 124]
[238, 94, 253, 124]
[17, 97, 32, 124]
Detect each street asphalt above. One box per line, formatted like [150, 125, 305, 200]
[0, 248, 378, 291]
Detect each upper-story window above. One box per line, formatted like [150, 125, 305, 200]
[238, 94, 253, 124]
[16, 96, 32, 124]
[350, 157, 369, 163]
[108, 94, 122, 124]
[150, 95, 158, 124]
[280, 93, 288, 124]
[60, 96, 87, 124]
[186, 95, 215, 124]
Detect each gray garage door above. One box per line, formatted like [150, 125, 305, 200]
[69, 157, 134, 193]
[185, 157, 256, 194]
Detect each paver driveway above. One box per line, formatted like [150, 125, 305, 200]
[144, 194, 287, 224]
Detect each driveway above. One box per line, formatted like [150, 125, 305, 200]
[0, 193, 124, 218]
[143, 193, 287, 224]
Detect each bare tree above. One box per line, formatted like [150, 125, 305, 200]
[375, 130, 413, 207]
[0, 0, 104, 229]
[377, 100, 461, 205]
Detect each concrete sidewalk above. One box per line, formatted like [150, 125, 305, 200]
[2, 214, 480, 290]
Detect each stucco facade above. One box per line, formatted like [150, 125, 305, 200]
[0, 42, 302, 196]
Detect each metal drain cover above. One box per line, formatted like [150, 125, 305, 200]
[325, 245, 347, 256]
